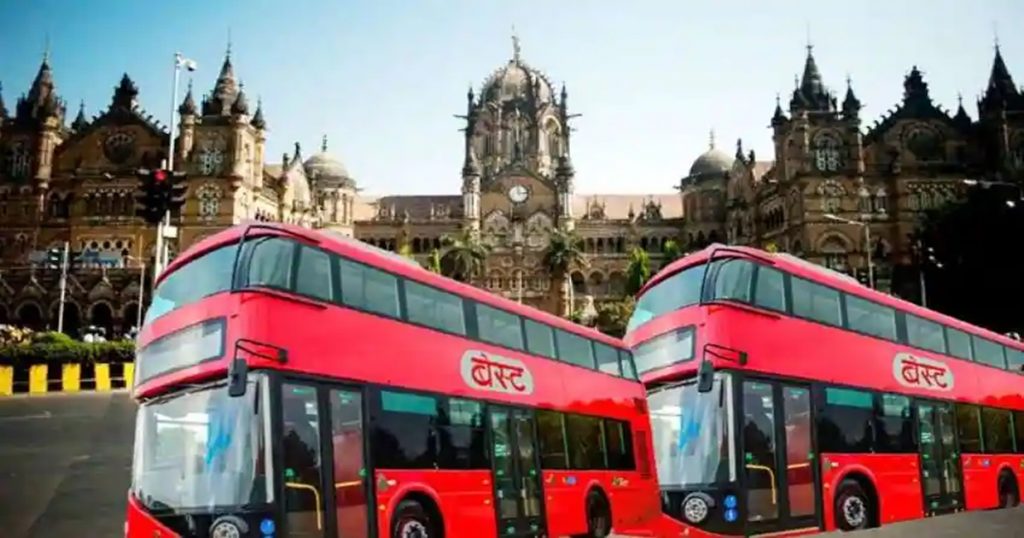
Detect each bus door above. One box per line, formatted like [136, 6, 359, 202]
[740, 379, 821, 535]
[915, 400, 963, 516]
[488, 405, 546, 537]
[279, 381, 372, 538]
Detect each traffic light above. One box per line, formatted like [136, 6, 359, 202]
[134, 168, 187, 224]
[135, 168, 166, 225]
[167, 171, 188, 215]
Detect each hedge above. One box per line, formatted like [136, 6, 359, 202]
[0, 331, 135, 368]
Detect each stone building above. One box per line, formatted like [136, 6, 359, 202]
[1, 39, 1019, 336]
[0, 40, 684, 336]
[684, 44, 1024, 299]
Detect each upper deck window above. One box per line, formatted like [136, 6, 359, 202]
[790, 276, 842, 327]
[1006, 347, 1024, 373]
[476, 304, 523, 350]
[906, 314, 946, 354]
[712, 259, 754, 302]
[145, 244, 237, 324]
[524, 319, 556, 359]
[945, 328, 973, 361]
[405, 280, 466, 335]
[295, 245, 333, 302]
[845, 295, 897, 341]
[754, 265, 786, 312]
[555, 329, 596, 369]
[972, 336, 1007, 369]
[246, 237, 295, 290]
[627, 264, 707, 332]
[594, 342, 621, 376]
[339, 258, 400, 319]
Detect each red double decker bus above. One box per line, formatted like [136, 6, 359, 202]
[624, 245, 1024, 537]
[126, 221, 660, 538]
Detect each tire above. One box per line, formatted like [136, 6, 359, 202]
[998, 472, 1020, 509]
[583, 489, 612, 538]
[834, 479, 873, 531]
[392, 499, 438, 538]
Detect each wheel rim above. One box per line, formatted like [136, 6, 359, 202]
[400, 520, 429, 538]
[842, 496, 867, 528]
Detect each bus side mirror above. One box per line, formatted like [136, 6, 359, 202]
[697, 359, 715, 393]
[228, 357, 249, 397]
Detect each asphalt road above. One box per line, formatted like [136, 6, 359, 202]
[0, 391, 136, 538]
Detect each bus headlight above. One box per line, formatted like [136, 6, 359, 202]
[681, 492, 715, 525]
[210, 515, 248, 538]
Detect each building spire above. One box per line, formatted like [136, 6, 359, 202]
[321, 134, 328, 153]
[250, 97, 266, 129]
[709, 128, 716, 150]
[227, 27, 233, 59]
[43, 33, 50, 64]
[71, 100, 88, 131]
[511, 26, 521, 63]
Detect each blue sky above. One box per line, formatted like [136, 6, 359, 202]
[1, 0, 1021, 195]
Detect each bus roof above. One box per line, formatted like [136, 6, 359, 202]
[639, 243, 1024, 351]
[160, 221, 625, 347]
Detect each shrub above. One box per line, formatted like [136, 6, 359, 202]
[0, 339, 135, 368]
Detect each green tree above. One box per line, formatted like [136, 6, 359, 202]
[398, 243, 414, 259]
[595, 297, 636, 337]
[541, 228, 588, 316]
[625, 247, 652, 295]
[425, 248, 442, 274]
[439, 227, 490, 283]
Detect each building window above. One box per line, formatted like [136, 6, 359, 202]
[197, 184, 221, 219]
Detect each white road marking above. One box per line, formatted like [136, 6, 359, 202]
[0, 411, 52, 422]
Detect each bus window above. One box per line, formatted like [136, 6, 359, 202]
[295, 245, 334, 302]
[632, 327, 694, 375]
[906, 314, 946, 354]
[282, 384, 324, 537]
[248, 237, 296, 290]
[404, 280, 466, 335]
[438, 398, 488, 469]
[627, 263, 707, 332]
[374, 390, 439, 468]
[817, 387, 874, 453]
[972, 336, 1007, 369]
[945, 327, 973, 361]
[712, 259, 754, 303]
[619, 349, 638, 380]
[1014, 411, 1024, 453]
[476, 303, 524, 350]
[955, 404, 983, 453]
[536, 410, 568, 469]
[524, 320, 556, 359]
[790, 277, 841, 327]
[604, 420, 635, 470]
[782, 386, 814, 518]
[566, 414, 606, 470]
[555, 330, 596, 370]
[845, 295, 897, 341]
[876, 394, 915, 453]
[338, 259, 400, 319]
[144, 244, 237, 324]
[753, 265, 786, 312]
[1007, 347, 1024, 373]
[981, 408, 1014, 454]
[594, 342, 621, 376]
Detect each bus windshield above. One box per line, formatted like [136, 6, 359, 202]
[648, 374, 734, 488]
[627, 263, 706, 333]
[145, 244, 238, 324]
[131, 373, 272, 513]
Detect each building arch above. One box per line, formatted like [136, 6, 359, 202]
[15, 301, 45, 331]
[88, 301, 115, 339]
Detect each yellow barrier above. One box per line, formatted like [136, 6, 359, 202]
[124, 363, 135, 389]
[28, 364, 47, 394]
[95, 363, 111, 391]
[62, 363, 81, 392]
[0, 366, 12, 396]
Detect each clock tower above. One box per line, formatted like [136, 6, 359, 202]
[458, 35, 577, 309]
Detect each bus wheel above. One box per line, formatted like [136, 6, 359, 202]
[392, 499, 437, 538]
[583, 489, 611, 537]
[834, 479, 872, 531]
[998, 471, 1020, 508]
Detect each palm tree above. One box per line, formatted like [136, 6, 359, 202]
[426, 248, 442, 274]
[625, 246, 652, 295]
[439, 227, 489, 283]
[662, 239, 683, 265]
[542, 228, 588, 316]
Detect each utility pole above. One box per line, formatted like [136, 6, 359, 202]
[154, 52, 196, 278]
[137, 261, 145, 329]
[56, 241, 69, 334]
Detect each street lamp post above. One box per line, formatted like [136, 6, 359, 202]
[824, 213, 874, 289]
[155, 52, 197, 279]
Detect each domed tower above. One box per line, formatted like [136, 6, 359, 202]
[305, 135, 357, 236]
[679, 130, 733, 248]
[460, 34, 577, 235]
